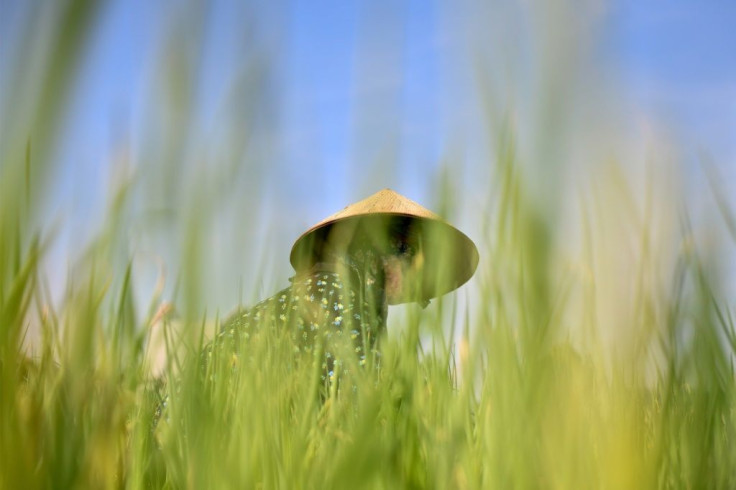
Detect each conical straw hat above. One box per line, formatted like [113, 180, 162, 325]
[290, 189, 479, 303]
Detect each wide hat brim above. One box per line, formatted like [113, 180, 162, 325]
[289, 189, 479, 304]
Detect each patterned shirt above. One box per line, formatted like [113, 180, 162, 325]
[153, 250, 388, 432]
[206, 252, 388, 383]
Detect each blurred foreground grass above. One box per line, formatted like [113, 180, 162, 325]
[3, 144, 736, 488]
[2, 1, 736, 488]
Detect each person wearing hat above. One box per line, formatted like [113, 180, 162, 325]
[206, 188, 479, 385]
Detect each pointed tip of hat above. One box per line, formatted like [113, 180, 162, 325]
[322, 188, 443, 224]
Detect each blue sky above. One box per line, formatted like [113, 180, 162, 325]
[15, 0, 733, 216]
[606, 0, 735, 162]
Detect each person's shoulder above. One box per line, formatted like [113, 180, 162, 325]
[222, 286, 291, 321]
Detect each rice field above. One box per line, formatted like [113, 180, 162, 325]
[1, 1, 735, 488]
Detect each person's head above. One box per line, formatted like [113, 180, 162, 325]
[289, 189, 479, 308]
[318, 228, 426, 306]
[380, 235, 425, 305]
